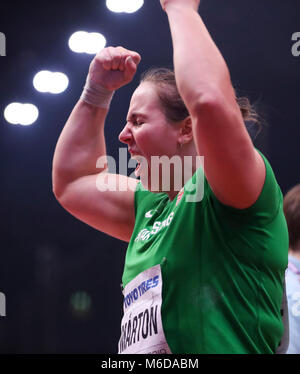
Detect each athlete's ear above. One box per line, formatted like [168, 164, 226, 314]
[178, 116, 193, 145]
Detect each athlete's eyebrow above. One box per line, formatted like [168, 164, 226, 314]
[127, 112, 148, 122]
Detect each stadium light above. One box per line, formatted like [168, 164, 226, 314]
[4, 103, 39, 126]
[68, 31, 106, 54]
[106, 0, 144, 14]
[33, 71, 69, 94]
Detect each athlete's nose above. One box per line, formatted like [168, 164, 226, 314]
[119, 123, 133, 145]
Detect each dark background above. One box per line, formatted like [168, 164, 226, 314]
[0, 0, 299, 353]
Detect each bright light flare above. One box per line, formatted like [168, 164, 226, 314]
[106, 0, 144, 13]
[4, 102, 39, 126]
[33, 70, 69, 94]
[68, 31, 106, 54]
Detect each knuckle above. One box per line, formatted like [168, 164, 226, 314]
[96, 49, 109, 61]
[116, 46, 126, 52]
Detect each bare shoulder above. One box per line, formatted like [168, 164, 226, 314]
[57, 172, 139, 243]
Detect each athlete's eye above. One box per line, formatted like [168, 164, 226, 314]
[133, 120, 144, 127]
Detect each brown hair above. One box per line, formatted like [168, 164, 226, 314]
[283, 184, 300, 250]
[140, 68, 261, 137]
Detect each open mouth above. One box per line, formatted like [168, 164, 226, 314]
[134, 163, 141, 177]
[130, 155, 145, 178]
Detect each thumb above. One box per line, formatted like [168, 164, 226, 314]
[131, 52, 141, 66]
[124, 56, 138, 79]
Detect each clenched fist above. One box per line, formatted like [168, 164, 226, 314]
[160, 0, 200, 12]
[88, 46, 141, 91]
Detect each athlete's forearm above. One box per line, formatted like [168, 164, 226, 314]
[52, 99, 108, 198]
[165, 5, 234, 114]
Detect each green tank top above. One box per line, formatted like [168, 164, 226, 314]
[120, 152, 289, 354]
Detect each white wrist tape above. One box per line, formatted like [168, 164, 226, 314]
[81, 76, 115, 109]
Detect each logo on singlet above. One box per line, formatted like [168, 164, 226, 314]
[145, 210, 157, 218]
[135, 212, 175, 242]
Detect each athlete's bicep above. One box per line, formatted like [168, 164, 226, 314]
[57, 173, 139, 242]
[192, 92, 265, 209]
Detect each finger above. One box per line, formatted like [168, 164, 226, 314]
[119, 52, 140, 73]
[119, 53, 126, 72]
[129, 52, 141, 66]
[124, 56, 138, 80]
[109, 48, 123, 71]
[114, 47, 127, 71]
[101, 49, 113, 71]
[116, 46, 141, 66]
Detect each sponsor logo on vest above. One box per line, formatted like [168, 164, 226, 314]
[135, 212, 174, 242]
[145, 210, 157, 218]
[123, 275, 159, 310]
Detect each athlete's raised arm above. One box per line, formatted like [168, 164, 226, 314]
[160, 0, 265, 209]
[52, 47, 141, 242]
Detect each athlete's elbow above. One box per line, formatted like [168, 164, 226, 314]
[188, 89, 225, 119]
[52, 169, 69, 203]
[52, 181, 75, 215]
[52, 178, 65, 203]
